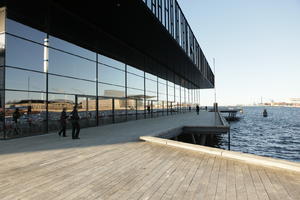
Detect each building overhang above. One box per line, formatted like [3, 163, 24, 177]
[1, 0, 214, 89]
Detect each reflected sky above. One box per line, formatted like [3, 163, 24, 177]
[4, 18, 199, 105]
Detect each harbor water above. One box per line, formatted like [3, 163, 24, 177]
[217, 106, 300, 162]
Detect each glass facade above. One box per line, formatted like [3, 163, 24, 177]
[0, 17, 202, 139]
[141, 0, 214, 80]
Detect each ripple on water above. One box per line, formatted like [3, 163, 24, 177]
[218, 107, 300, 162]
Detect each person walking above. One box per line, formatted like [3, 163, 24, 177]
[70, 106, 80, 139]
[58, 108, 68, 137]
[12, 108, 21, 135]
[196, 105, 200, 115]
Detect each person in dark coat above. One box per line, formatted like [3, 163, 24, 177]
[70, 106, 80, 139]
[196, 105, 200, 115]
[147, 105, 151, 114]
[58, 108, 68, 137]
[12, 108, 21, 135]
[13, 108, 21, 123]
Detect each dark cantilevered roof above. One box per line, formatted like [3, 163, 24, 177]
[1, 0, 214, 89]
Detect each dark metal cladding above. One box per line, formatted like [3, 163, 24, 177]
[0, 0, 214, 89]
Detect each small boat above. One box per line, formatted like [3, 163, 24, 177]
[263, 109, 268, 117]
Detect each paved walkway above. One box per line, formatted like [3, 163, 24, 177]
[0, 112, 299, 199]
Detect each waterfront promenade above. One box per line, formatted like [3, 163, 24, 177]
[0, 112, 299, 199]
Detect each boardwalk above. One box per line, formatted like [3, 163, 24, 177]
[0, 113, 300, 200]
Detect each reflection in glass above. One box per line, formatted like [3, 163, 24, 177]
[98, 97, 113, 125]
[50, 36, 96, 60]
[146, 79, 157, 93]
[146, 91, 157, 101]
[145, 72, 156, 81]
[127, 88, 144, 99]
[99, 54, 125, 70]
[127, 65, 144, 76]
[76, 96, 97, 128]
[6, 35, 44, 71]
[48, 93, 75, 132]
[0, 34, 4, 138]
[5, 90, 46, 138]
[127, 98, 137, 121]
[98, 83, 125, 97]
[49, 75, 96, 96]
[156, 101, 165, 116]
[5, 68, 45, 92]
[6, 19, 46, 43]
[2, 18, 207, 135]
[99, 65, 125, 86]
[136, 99, 145, 119]
[0, 33, 4, 66]
[127, 73, 144, 90]
[49, 49, 96, 80]
[115, 98, 127, 123]
[168, 85, 174, 102]
[159, 93, 167, 101]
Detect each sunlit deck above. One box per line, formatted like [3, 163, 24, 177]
[0, 112, 299, 200]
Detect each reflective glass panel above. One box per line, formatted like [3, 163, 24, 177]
[145, 72, 156, 81]
[50, 36, 96, 60]
[127, 88, 144, 98]
[98, 83, 125, 97]
[146, 91, 157, 101]
[48, 93, 75, 132]
[49, 75, 96, 95]
[98, 54, 125, 70]
[5, 90, 46, 138]
[127, 73, 144, 90]
[76, 96, 97, 128]
[5, 68, 45, 92]
[49, 49, 96, 80]
[6, 35, 44, 71]
[99, 65, 125, 86]
[146, 79, 157, 93]
[127, 65, 144, 76]
[0, 33, 4, 66]
[115, 98, 127, 123]
[98, 97, 113, 125]
[6, 19, 46, 43]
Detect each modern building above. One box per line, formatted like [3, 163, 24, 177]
[0, 0, 214, 139]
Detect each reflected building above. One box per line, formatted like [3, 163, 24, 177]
[0, 1, 214, 139]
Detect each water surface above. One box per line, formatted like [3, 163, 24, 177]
[218, 106, 300, 162]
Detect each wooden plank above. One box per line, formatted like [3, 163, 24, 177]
[215, 158, 227, 200]
[265, 169, 293, 200]
[50, 143, 157, 200]
[234, 162, 248, 200]
[127, 150, 189, 200]
[98, 145, 176, 200]
[159, 154, 196, 200]
[225, 159, 237, 200]
[274, 171, 300, 200]
[171, 152, 204, 200]
[202, 155, 222, 199]
[257, 168, 280, 200]
[183, 154, 209, 199]
[1, 142, 148, 200]
[106, 146, 181, 200]
[241, 164, 259, 200]
[118, 149, 183, 200]
[248, 166, 269, 200]
[192, 155, 216, 199]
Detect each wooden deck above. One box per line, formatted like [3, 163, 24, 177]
[0, 113, 299, 199]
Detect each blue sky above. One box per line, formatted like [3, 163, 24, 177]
[177, 0, 300, 106]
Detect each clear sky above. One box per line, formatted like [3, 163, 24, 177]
[177, 0, 300, 106]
